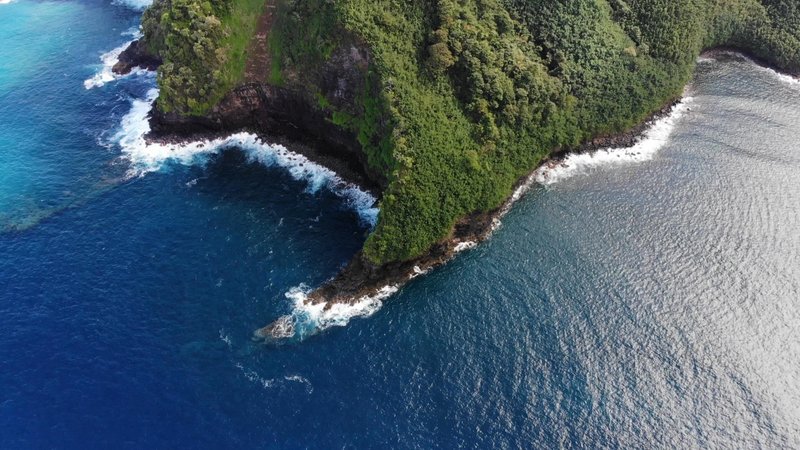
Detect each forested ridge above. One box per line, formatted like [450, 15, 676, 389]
[141, 0, 800, 265]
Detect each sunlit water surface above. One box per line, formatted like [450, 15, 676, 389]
[1, 1, 799, 448]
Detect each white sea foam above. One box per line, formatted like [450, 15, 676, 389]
[113, 89, 380, 226]
[284, 375, 314, 393]
[533, 54, 793, 187]
[235, 363, 314, 392]
[748, 59, 800, 86]
[84, 29, 151, 90]
[112, 0, 152, 10]
[218, 328, 232, 347]
[409, 265, 430, 280]
[0, 0, 15, 5]
[534, 97, 693, 186]
[454, 241, 477, 253]
[699, 51, 800, 86]
[235, 363, 276, 389]
[268, 284, 397, 339]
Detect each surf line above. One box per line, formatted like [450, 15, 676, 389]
[84, 28, 154, 90]
[253, 95, 696, 343]
[533, 96, 694, 186]
[699, 50, 800, 87]
[257, 284, 399, 341]
[113, 89, 380, 226]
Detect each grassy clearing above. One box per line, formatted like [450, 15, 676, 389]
[218, 0, 268, 90]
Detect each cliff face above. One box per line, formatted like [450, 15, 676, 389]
[113, 40, 161, 75]
[115, 31, 385, 191]
[130, 0, 800, 312]
[151, 84, 382, 190]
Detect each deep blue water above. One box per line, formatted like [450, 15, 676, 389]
[2, 1, 800, 448]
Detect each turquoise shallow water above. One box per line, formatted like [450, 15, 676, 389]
[1, 2, 800, 448]
[0, 0, 144, 229]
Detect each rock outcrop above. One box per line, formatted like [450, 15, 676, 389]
[112, 40, 161, 75]
[145, 42, 385, 193]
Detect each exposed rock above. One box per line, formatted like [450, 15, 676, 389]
[146, 44, 683, 341]
[255, 316, 295, 341]
[112, 40, 161, 75]
[251, 97, 691, 342]
[147, 42, 386, 193]
[562, 99, 681, 156]
[320, 44, 371, 110]
[147, 27, 770, 344]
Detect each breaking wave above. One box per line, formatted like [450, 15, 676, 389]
[748, 61, 798, 87]
[534, 97, 693, 186]
[454, 241, 477, 253]
[112, 0, 152, 10]
[699, 51, 800, 86]
[84, 29, 152, 90]
[266, 284, 398, 340]
[112, 89, 379, 226]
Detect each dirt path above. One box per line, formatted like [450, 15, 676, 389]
[244, 0, 277, 83]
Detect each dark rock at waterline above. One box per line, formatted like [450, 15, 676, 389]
[148, 63, 683, 342]
[564, 99, 680, 156]
[251, 97, 693, 342]
[254, 316, 296, 342]
[147, 83, 384, 194]
[146, 42, 386, 194]
[142, 29, 678, 342]
[144, 39, 800, 341]
[112, 40, 161, 75]
[252, 210, 503, 341]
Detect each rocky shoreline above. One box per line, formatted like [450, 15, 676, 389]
[113, 38, 683, 342]
[112, 40, 161, 75]
[113, 40, 782, 342]
[700, 47, 800, 79]
[250, 96, 685, 341]
[253, 47, 800, 340]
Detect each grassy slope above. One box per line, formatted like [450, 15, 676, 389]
[143, 0, 800, 265]
[217, 0, 267, 91]
[142, 0, 265, 114]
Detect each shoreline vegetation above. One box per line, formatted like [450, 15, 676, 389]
[116, 0, 800, 339]
[116, 49, 794, 341]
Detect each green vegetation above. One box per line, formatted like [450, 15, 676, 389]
[141, 0, 264, 114]
[142, 0, 800, 265]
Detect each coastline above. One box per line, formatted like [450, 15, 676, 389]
[253, 96, 689, 341]
[113, 41, 791, 341]
[144, 126, 382, 199]
[700, 47, 800, 79]
[134, 71, 685, 342]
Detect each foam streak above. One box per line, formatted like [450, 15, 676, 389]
[112, 0, 152, 10]
[534, 97, 693, 185]
[700, 51, 800, 86]
[269, 284, 398, 340]
[113, 89, 379, 226]
[84, 29, 151, 90]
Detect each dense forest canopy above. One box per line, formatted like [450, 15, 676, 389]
[142, 0, 800, 265]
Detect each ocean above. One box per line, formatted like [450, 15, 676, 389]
[1, 1, 799, 448]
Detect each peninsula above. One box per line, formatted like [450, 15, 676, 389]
[117, 0, 800, 338]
